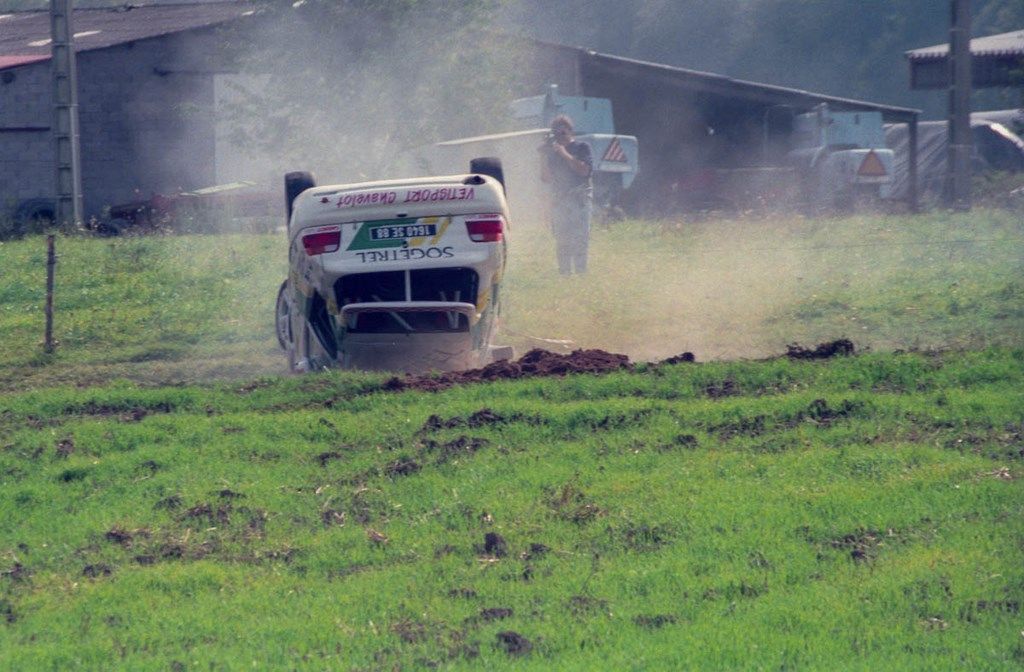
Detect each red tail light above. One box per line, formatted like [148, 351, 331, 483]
[302, 227, 341, 255]
[466, 217, 503, 243]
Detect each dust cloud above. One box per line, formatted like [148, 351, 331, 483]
[503, 213, 838, 363]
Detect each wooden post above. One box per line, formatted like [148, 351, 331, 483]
[44, 234, 56, 353]
[908, 115, 919, 213]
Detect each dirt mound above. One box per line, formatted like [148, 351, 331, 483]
[785, 339, 855, 360]
[383, 348, 632, 392]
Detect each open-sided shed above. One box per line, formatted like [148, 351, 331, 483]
[522, 40, 921, 211]
[0, 2, 252, 222]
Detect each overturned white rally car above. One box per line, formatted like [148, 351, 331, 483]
[276, 158, 512, 373]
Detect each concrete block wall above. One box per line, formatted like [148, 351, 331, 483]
[0, 62, 55, 216]
[0, 31, 218, 221]
[78, 35, 217, 217]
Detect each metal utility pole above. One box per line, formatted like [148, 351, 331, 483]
[947, 0, 972, 210]
[50, 0, 83, 227]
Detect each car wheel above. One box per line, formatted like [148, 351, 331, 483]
[275, 280, 293, 351]
[284, 171, 316, 226]
[469, 157, 505, 194]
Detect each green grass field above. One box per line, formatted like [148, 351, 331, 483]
[1, 210, 1022, 669]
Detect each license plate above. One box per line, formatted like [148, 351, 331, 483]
[369, 223, 437, 240]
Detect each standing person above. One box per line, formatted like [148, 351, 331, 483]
[540, 115, 593, 275]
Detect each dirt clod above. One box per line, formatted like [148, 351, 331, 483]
[1, 563, 28, 582]
[391, 618, 428, 644]
[317, 451, 343, 467]
[384, 456, 421, 478]
[386, 348, 631, 393]
[425, 436, 490, 464]
[567, 595, 609, 619]
[483, 532, 508, 558]
[467, 408, 506, 427]
[661, 352, 696, 364]
[828, 528, 894, 562]
[139, 460, 161, 473]
[786, 339, 855, 360]
[55, 437, 75, 458]
[633, 613, 677, 629]
[82, 563, 113, 578]
[104, 526, 135, 546]
[479, 607, 513, 621]
[366, 528, 389, 546]
[121, 407, 149, 423]
[0, 600, 16, 624]
[154, 494, 182, 510]
[494, 631, 532, 657]
[321, 509, 346, 527]
[705, 379, 739, 398]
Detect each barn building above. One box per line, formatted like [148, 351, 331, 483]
[0, 2, 252, 223]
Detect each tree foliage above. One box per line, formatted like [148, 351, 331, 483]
[504, 0, 1024, 117]
[218, 0, 532, 181]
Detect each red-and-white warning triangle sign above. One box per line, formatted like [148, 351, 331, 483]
[857, 150, 887, 177]
[601, 137, 628, 163]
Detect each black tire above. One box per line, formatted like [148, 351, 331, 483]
[469, 157, 505, 194]
[10, 198, 55, 237]
[284, 171, 316, 226]
[275, 280, 293, 351]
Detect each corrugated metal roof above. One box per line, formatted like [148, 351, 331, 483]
[0, 54, 48, 69]
[0, 1, 255, 69]
[906, 29, 1024, 60]
[582, 50, 920, 119]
